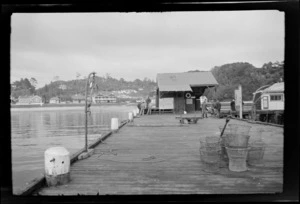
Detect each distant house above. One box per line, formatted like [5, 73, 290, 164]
[16, 95, 43, 105]
[258, 82, 284, 111]
[49, 97, 60, 104]
[93, 92, 117, 103]
[10, 96, 17, 104]
[58, 84, 67, 90]
[72, 94, 85, 104]
[156, 72, 218, 113]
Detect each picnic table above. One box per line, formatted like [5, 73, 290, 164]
[175, 115, 203, 124]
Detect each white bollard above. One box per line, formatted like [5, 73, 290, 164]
[128, 112, 134, 122]
[111, 118, 119, 132]
[45, 146, 70, 186]
[133, 109, 137, 117]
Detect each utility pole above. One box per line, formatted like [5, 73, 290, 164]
[235, 85, 243, 119]
[239, 85, 243, 119]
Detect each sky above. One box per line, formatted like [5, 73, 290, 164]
[11, 11, 284, 88]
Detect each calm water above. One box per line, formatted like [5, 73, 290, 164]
[11, 105, 136, 194]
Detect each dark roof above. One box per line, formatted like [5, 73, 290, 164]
[157, 72, 218, 92]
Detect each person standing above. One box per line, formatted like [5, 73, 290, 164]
[212, 99, 216, 117]
[216, 100, 221, 118]
[230, 99, 236, 116]
[140, 102, 146, 116]
[201, 98, 208, 118]
[137, 102, 142, 115]
[146, 96, 152, 115]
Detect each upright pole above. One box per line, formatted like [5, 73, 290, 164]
[84, 72, 96, 152]
[239, 84, 243, 119]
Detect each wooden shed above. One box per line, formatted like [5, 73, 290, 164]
[156, 72, 218, 114]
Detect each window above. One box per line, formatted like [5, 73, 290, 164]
[270, 95, 282, 101]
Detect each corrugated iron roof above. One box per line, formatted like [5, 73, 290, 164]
[263, 82, 284, 93]
[157, 72, 218, 92]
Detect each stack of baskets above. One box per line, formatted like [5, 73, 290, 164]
[222, 124, 252, 172]
[199, 136, 222, 172]
[247, 128, 266, 165]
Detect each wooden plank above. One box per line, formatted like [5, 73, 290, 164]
[36, 115, 283, 195]
[18, 121, 128, 195]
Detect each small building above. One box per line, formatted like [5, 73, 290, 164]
[59, 84, 67, 90]
[72, 94, 85, 104]
[49, 97, 60, 104]
[156, 72, 218, 114]
[259, 82, 284, 110]
[16, 95, 43, 105]
[10, 96, 17, 104]
[93, 92, 117, 103]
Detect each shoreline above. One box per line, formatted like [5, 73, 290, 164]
[11, 102, 137, 109]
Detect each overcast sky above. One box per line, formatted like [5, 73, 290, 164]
[11, 11, 284, 88]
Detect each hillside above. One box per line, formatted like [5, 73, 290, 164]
[203, 61, 284, 101]
[33, 76, 157, 102]
[11, 61, 283, 103]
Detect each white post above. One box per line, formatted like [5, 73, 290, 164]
[45, 147, 70, 186]
[133, 109, 137, 117]
[239, 84, 243, 119]
[111, 118, 119, 132]
[128, 112, 133, 122]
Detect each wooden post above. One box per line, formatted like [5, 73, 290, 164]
[239, 85, 243, 119]
[84, 72, 96, 152]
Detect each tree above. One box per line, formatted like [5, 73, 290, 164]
[11, 77, 36, 98]
[53, 76, 60, 82]
[204, 62, 284, 101]
[105, 73, 112, 79]
[76, 72, 81, 79]
[30, 77, 38, 88]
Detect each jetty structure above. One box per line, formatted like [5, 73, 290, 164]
[18, 114, 283, 195]
[17, 72, 283, 196]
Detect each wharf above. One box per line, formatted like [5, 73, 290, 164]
[36, 114, 283, 195]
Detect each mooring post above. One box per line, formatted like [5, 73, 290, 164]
[111, 118, 119, 132]
[45, 147, 70, 186]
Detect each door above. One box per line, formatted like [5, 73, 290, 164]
[262, 96, 269, 110]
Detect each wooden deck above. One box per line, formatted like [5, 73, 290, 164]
[36, 114, 283, 195]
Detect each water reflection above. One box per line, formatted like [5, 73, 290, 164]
[11, 105, 136, 194]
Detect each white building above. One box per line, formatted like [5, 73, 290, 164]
[49, 97, 60, 104]
[16, 95, 43, 105]
[260, 82, 284, 110]
[93, 93, 117, 103]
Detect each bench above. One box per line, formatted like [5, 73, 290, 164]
[175, 116, 202, 124]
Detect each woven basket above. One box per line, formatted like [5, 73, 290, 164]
[225, 134, 250, 148]
[225, 146, 250, 172]
[199, 136, 221, 151]
[247, 140, 266, 165]
[228, 124, 251, 135]
[199, 147, 221, 172]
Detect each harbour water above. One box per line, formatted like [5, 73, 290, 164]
[11, 105, 136, 194]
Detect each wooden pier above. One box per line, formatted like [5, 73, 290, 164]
[31, 114, 283, 195]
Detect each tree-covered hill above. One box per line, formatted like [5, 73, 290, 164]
[33, 76, 157, 102]
[11, 61, 283, 103]
[203, 61, 284, 101]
